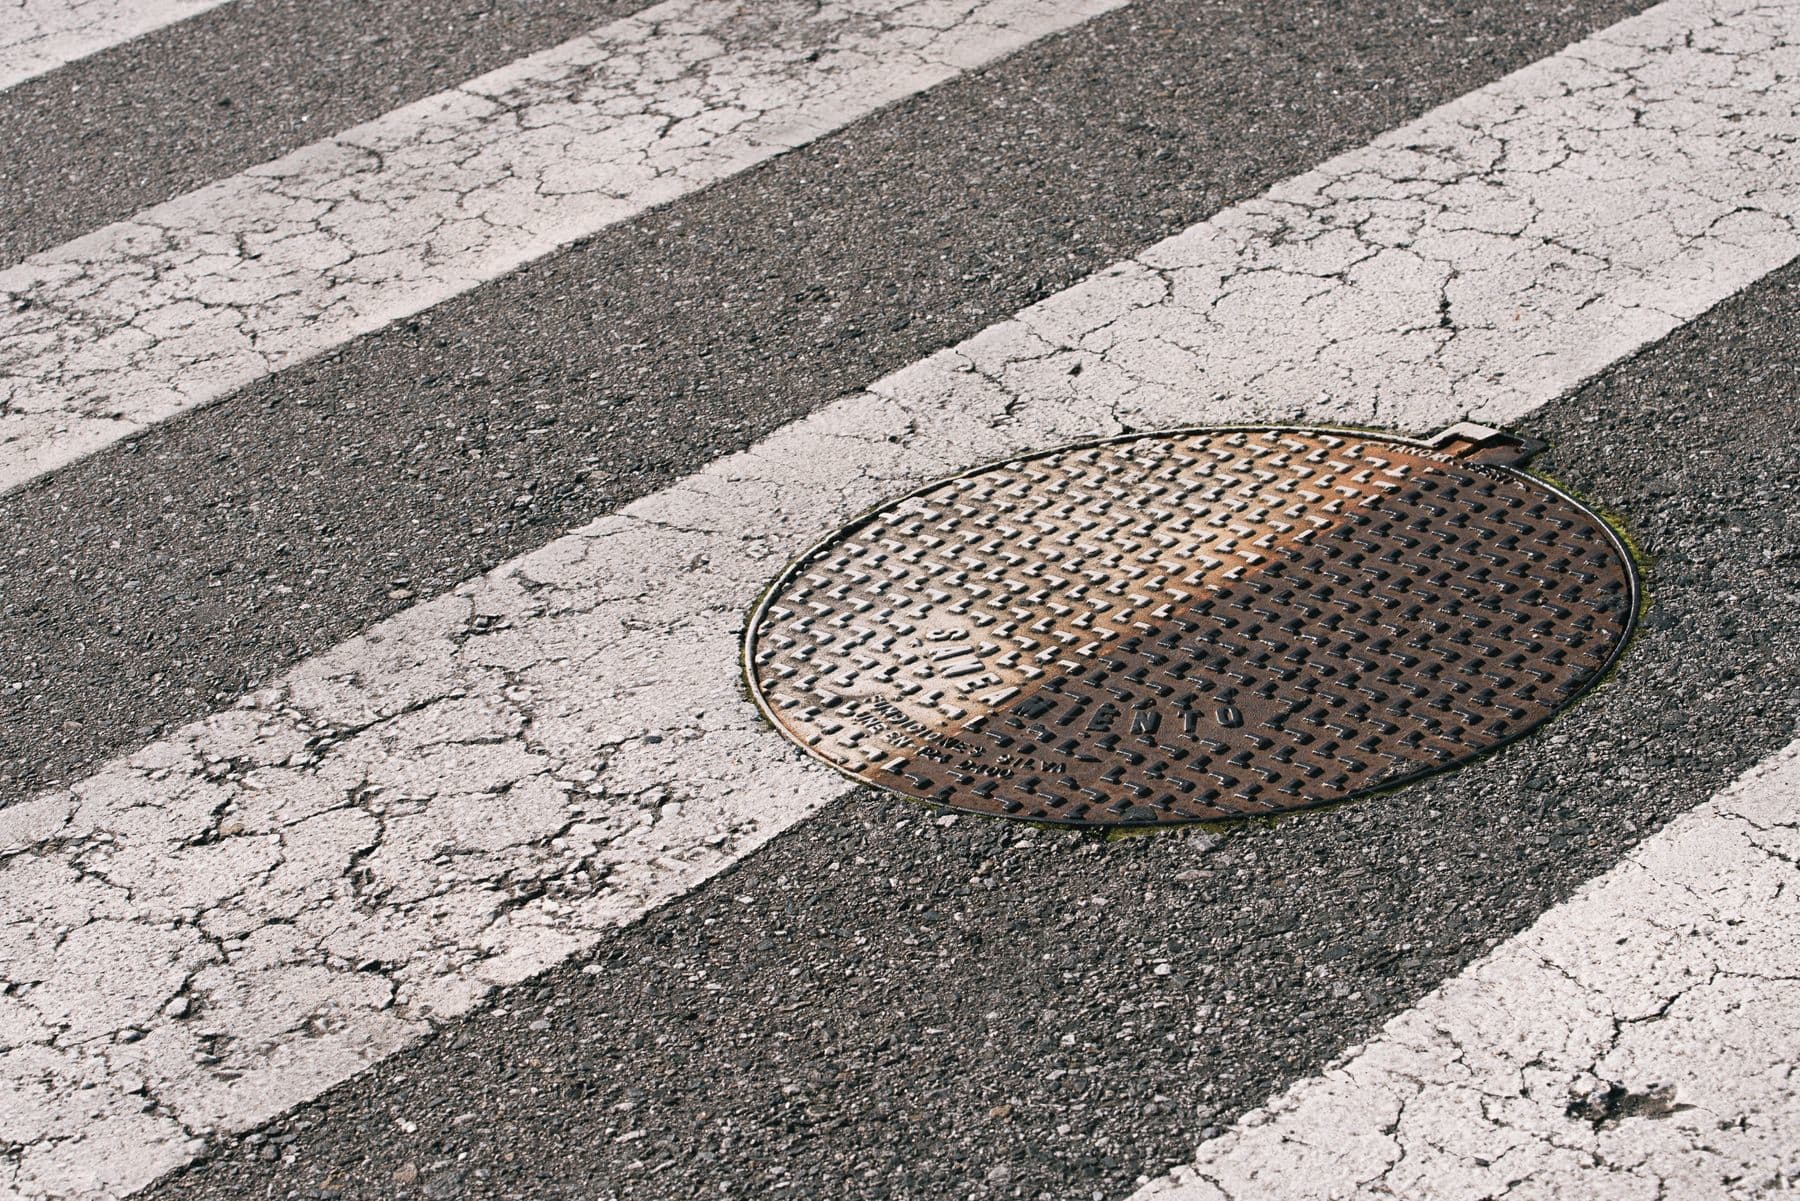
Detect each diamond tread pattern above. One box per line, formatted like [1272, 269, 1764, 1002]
[747, 429, 1635, 825]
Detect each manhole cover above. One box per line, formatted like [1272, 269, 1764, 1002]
[745, 425, 1637, 826]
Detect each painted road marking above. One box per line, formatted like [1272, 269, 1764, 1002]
[0, 0, 1127, 494]
[0, 0, 232, 92]
[3, 0, 1797, 1195]
[1130, 737, 1800, 1200]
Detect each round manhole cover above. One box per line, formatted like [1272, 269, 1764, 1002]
[745, 426, 1637, 826]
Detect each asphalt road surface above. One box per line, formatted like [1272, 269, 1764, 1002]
[2, 1, 1797, 1199]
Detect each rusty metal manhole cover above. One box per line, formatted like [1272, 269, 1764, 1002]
[744, 425, 1637, 826]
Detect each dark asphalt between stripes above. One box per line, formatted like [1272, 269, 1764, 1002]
[0, 0, 1655, 804]
[0, 0, 658, 267]
[145, 259, 1800, 1201]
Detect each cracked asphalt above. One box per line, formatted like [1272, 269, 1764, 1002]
[0, 0, 1654, 803]
[3, 0, 1798, 1197]
[1151, 742, 1800, 1198]
[143, 258, 1800, 1199]
[0, 0, 1135, 490]
[0, 0, 659, 265]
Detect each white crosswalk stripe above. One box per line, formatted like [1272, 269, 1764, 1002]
[2, 0, 1795, 1195]
[1131, 737, 1800, 1201]
[0, 0, 232, 92]
[0, 0, 1125, 494]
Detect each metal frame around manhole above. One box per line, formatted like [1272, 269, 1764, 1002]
[743, 424, 1640, 827]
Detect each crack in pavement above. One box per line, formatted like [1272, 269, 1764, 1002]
[1, 0, 1797, 1195]
[1136, 741, 1800, 1201]
[0, 0, 233, 91]
[0, 0, 1127, 493]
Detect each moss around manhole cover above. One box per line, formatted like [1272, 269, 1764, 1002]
[745, 425, 1637, 826]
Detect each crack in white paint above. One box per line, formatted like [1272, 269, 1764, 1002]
[1129, 738, 1800, 1201]
[0, 0, 232, 92]
[2, 0, 1797, 1196]
[0, 0, 1129, 493]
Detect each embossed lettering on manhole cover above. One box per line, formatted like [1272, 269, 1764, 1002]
[744, 426, 1637, 826]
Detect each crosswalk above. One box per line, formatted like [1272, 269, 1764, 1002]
[0, 0, 231, 90]
[1136, 740, 1800, 1200]
[0, 0, 1125, 490]
[1, 0, 1796, 1198]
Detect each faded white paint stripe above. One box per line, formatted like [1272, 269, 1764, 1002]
[1131, 738, 1800, 1201]
[0, 0, 1128, 493]
[0, 0, 231, 91]
[3, 0, 1798, 1197]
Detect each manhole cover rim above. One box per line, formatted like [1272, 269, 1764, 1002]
[742, 423, 1641, 827]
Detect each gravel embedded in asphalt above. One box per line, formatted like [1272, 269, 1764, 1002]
[145, 256, 1800, 1201]
[0, 0, 657, 267]
[0, 0, 1655, 803]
